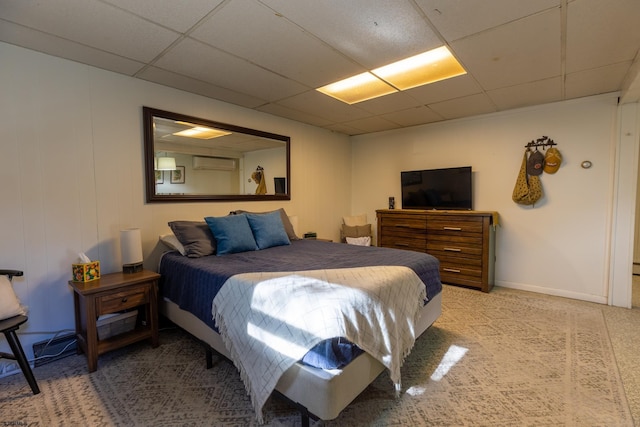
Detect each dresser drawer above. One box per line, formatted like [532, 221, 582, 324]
[379, 213, 427, 231]
[440, 270, 483, 289]
[427, 234, 482, 250]
[380, 235, 426, 252]
[427, 245, 484, 262]
[96, 286, 149, 315]
[427, 215, 484, 235]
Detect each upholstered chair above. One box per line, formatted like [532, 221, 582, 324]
[0, 269, 40, 394]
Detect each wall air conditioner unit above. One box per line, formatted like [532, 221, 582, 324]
[192, 156, 236, 171]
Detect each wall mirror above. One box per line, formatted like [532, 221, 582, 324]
[143, 107, 290, 203]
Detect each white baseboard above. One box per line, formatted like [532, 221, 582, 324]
[496, 281, 608, 305]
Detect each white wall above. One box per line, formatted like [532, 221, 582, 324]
[2, 40, 637, 362]
[0, 42, 351, 358]
[351, 94, 639, 304]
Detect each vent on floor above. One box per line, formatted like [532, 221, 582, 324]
[32, 333, 77, 367]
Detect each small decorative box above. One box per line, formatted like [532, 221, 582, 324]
[72, 261, 101, 282]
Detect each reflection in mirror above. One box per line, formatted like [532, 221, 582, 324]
[143, 107, 290, 203]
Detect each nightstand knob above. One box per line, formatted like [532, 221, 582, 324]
[121, 297, 128, 303]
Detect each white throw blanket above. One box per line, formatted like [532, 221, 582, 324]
[212, 266, 427, 423]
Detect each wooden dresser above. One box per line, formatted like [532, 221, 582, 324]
[377, 209, 498, 292]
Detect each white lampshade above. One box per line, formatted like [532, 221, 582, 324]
[156, 157, 176, 171]
[120, 228, 143, 267]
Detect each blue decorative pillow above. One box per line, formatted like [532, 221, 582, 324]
[204, 214, 258, 255]
[246, 211, 291, 250]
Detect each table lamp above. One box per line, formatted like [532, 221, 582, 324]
[120, 228, 143, 273]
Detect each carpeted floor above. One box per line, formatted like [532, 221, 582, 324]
[0, 284, 636, 426]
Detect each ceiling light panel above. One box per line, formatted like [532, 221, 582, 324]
[373, 46, 467, 90]
[317, 72, 398, 104]
[173, 121, 231, 139]
[173, 126, 231, 139]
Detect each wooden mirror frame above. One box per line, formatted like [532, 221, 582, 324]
[143, 107, 290, 203]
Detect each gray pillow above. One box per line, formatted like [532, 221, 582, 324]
[232, 208, 299, 240]
[168, 221, 216, 257]
[341, 224, 372, 242]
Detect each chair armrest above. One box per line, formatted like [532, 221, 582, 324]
[0, 270, 24, 280]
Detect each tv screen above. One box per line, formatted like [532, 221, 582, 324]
[401, 166, 472, 210]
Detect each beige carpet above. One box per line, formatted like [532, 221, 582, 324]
[0, 285, 633, 426]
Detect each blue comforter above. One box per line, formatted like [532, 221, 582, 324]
[159, 239, 441, 369]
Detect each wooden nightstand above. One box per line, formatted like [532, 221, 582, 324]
[69, 270, 160, 372]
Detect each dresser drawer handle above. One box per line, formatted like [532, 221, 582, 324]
[444, 247, 462, 252]
[443, 268, 461, 273]
[121, 297, 128, 303]
[443, 227, 462, 231]
[396, 243, 409, 247]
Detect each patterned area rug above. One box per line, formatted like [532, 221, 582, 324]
[0, 285, 632, 426]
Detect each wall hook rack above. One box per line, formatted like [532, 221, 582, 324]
[524, 135, 557, 149]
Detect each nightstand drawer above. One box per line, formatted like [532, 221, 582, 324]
[97, 286, 149, 315]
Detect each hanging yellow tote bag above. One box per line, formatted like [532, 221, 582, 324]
[512, 151, 543, 206]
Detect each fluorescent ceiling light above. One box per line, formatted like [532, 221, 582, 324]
[173, 122, 231, 139]
[316, 72, 398, 104]
[373, 46, 466, 90]
[316, 46, 466, 104]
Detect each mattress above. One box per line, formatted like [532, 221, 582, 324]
[159, 239, 442, 369]
[157, 239, 443, 420]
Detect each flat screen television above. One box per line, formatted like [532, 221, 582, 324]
[401, 166, 472, 210]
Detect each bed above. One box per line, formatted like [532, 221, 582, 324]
[156, 212, 442, 425]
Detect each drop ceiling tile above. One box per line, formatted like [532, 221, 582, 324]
[191, 0, 364, 88]
[137, 66, 266, 108]
[341, 116, 402, 134]
[0, 20, 146, 75]
[325, 122, 367, 135]
[261, 0, 443, 69]
[415, 0, 559, 42]
[381, 106, 444, 127]
[101, 0, 224, 33]
[153, 38, 308, 102]
[566, 0, 640, 73]
[565, 62, 631, 99]
[356, 91, 423, 115]
[275, 90, 371, 123]
[450, 9, 561, 91]
[0, 0, 180, 62]
[256, 103, 334, 128]
[428, 93, 497, 120]
[406, 74, 482, 104]
[487, 77, 562, 111]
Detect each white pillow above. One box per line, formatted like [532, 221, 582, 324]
[343, 213, 367, 227]
[345, 236, 372, 246]
[0, 275, 26, 319]
[159, 233, 187, 256]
